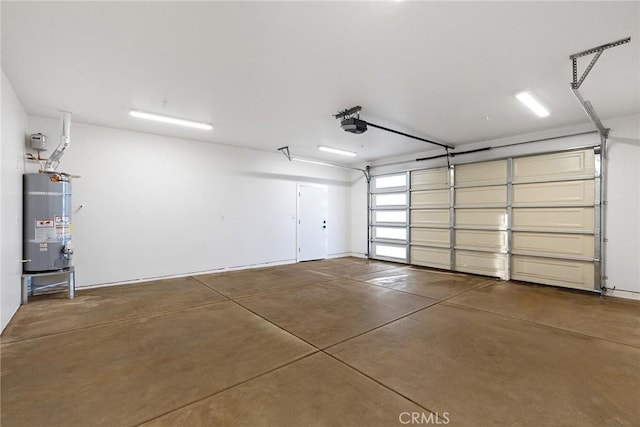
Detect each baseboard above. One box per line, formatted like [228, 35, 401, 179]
[603, 288, 640, 301]
[347, 252, 368, 258]
[75, 255, 375, 291]
[327, 252, 356, 259]
[78, 259, 298, 290]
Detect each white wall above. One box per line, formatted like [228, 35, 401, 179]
[27, 116, 351, 288]
[602, 114, 640, 298]
[351, 115, 640, 299]
[1, 70, 27, 331]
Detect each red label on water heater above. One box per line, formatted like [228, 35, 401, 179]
[36, 219, 54, 228]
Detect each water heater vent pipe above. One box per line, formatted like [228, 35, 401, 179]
[43, 111, 72, 172]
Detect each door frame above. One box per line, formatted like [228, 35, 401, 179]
[296, 183, 328, 262]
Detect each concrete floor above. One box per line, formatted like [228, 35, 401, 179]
[1, 257, 638, 426]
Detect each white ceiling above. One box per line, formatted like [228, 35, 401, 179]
[2, 1, 639, 164]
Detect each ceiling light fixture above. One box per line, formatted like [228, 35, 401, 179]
[130, 110, 213, 130]
[515, 91, 550, 118]
[318, 145, 356, 157]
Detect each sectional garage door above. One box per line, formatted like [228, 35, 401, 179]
[410, 167, 451, 269]
[369, 173, 409, 262]
[370, 148, 600, 291]
[510, 150, 597, 290]
[454, 160, 509, 279]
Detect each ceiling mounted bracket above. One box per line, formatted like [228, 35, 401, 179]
[277, 146, 291, 161]
[569, 37, 630, 138]
[333, 106, 363, 121]
[570, 37, 630, 90]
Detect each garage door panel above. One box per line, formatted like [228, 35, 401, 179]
[455, 160, 507, 187]
[512, 256, 595, 290]
[455, 250, 507, 278]
[411, 168, 449, 190]
[411, 189, 450, 208]
[455, 230, 507, 252]
[372, 243, 407, 261]
[411, 209, 450, 228]
[513, 180, 594, 207]
[455, 186, 507, 207]
[411, 246, 451, 269]
[512, 232, 594, 260]
[372, 193, 408, 208]
[512, 150, 595, 183]
[455, 208, 508, 230]
[373, 210, 407, 225]
[411, 228, 450, 247]
[373, 226, 408, 242]
[512, 207, 594, 232]
[373, 174, 407, 191]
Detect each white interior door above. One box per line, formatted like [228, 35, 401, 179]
[297, 184, 328, 261]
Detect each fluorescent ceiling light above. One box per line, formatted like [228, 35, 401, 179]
[318, 145, 356, 157]
[130, 110, 213, 130]
[515, 91, 550, 117]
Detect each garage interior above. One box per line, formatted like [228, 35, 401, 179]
[1, 2, 639, 426]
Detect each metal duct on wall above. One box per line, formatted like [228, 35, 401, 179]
[43, 111, 72, 172]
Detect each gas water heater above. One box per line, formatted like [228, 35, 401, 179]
[23, 173, 73, 272]
[23, 111, 74, 273]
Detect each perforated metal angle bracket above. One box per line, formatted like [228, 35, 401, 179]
[570, 37, 630, 90]
[569, 37, 631, 138]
